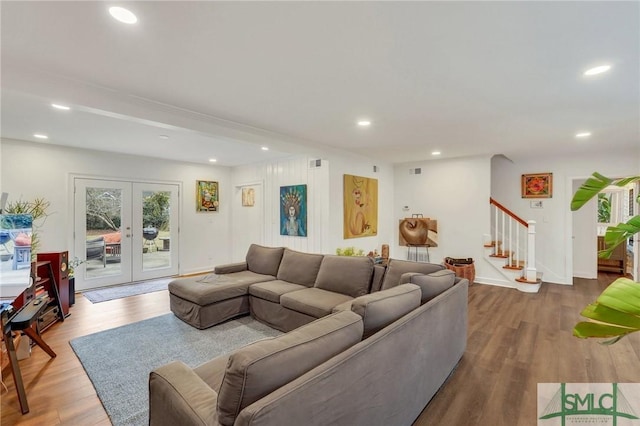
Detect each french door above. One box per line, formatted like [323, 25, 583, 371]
[73, 178, 179, 291]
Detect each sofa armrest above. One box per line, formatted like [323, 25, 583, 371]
[214, 262, 248, 274]
[149, 361, 219, 426]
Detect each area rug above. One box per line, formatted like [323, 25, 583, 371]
[82, 277, 174, 303]
[70, 314, 282, 425]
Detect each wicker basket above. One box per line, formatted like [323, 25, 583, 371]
[444, 260, 475, 285]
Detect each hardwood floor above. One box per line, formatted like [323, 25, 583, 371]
[1, 290, 171, 425]
[414, 272, 640, 426]
[2, 274, 639, 425]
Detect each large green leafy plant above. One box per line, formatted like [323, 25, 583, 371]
[571, 173, 640, 344]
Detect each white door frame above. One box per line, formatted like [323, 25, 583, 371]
[72, 175, 180, 290]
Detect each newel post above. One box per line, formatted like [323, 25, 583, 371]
[525, 220, 537, 282]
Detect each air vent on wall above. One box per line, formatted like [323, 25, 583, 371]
[309, 159, 322, 168]
[409, 167, 422, 175]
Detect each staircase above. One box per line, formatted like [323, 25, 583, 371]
[484, 198, 542, 293]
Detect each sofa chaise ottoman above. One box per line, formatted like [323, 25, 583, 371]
[168, 245, 285, 329]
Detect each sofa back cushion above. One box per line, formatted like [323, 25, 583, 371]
[314, 255, 374, 298]
[380, 259, 444, 290]
[245, 244, 284, 276]
[410, 269, 456, 303]
[216, 310, 363, 426]
[351, 283, 421, 338]
[276, 248, 324, 287]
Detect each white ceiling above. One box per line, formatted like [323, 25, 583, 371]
[1, 1, 639, 166]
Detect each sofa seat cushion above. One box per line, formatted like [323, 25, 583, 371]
[351, 283, 421, 338]
[249, 280, 308, 303]
[281, 288, 353, 318]
[246, 244, 284, 276]
[216, 310, 364, 426]
[169, 271, 274, 305]
[409, 269, 456, 303]
[276, 248, 324, 287]
[380, 259, 445, 290]
[314, 255, 374, 297]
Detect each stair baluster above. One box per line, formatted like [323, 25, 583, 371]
[488, 198, 539, 291]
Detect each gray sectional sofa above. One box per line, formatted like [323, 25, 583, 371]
[153, 244, 469, 426]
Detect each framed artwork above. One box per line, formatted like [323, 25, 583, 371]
[280, 185, 307, 237]
[242, 187, 255, 207]
[521, 173, 553, 198]
[196, 180, 219, 212]
[398, 218, 438, 247]
[343, 174, 378, 239]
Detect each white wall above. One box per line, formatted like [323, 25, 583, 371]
[394, 155, 493, 279]
[571, 178, 597, 279]
[232, 154, 395, 260]
[6, 137, 635, 287]
[231, 156, 330, 260]
[1, 139, 232, 275]
[491, 151, 639, 284]
[328, 157, 394, 257]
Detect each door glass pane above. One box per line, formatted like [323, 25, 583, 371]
[85, 186, 122, 278]
[142, 190, 171, 271]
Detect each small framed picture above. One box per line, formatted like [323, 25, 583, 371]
[522, 173, 552, 198]
[242, 187, 255, 207]
[196, 180, 219, 212]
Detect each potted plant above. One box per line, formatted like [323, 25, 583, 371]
[3, 197, 51, 257]
[571, 172, 640, 344]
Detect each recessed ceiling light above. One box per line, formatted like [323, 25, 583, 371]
[159, 135, 169, 140]
[208, 158, 217, 163]
[261, 146, 269, 151]
[583, 65, 611, 76]
[431, 151, 441, 156]
[51, 103, 70, 110]
[34, 134, 48, 139]
[357, 120, 371, 127]
[109, 6, 138, 24]
[575, 132, 592, 138]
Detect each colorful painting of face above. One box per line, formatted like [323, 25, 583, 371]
[343, 174, 378, 239]
[280, 185, 307, 237]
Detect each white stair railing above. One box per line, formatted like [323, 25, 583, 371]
[489, 198, 537, 282]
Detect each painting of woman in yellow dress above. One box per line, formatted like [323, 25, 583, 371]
[343, 174, 378, 239]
